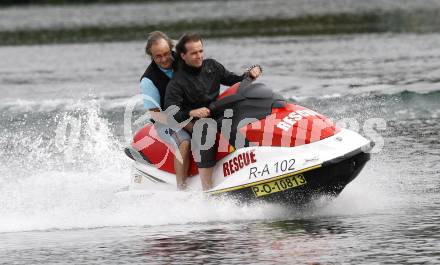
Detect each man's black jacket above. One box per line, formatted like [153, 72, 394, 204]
[164, 59, 244, 123]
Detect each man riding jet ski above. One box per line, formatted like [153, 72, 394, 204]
[124, 81, 373, 205]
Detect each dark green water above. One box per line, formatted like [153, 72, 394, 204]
[2, 0, 440, 45]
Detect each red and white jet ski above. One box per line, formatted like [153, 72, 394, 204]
[124, 81, 373, 205]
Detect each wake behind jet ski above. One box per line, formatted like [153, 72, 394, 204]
[124, 81, 373, 205]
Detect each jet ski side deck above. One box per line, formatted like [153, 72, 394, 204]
[204, 128, 373, 204]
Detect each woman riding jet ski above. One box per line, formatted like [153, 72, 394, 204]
[124, 80, 373, 205]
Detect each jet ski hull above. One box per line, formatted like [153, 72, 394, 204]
[126, 128, 373, 206]
[207, 150, 370, 205]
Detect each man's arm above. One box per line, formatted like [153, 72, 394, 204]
[216, 60, 262, 86]
[141, 78, 161, 109]
[164, 80, 191, 123]
[214, 59, 246, 87]
[140, 78, 168, 123]
[165, 79, 211, 120]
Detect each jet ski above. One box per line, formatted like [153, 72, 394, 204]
[124, 81, 373, 205]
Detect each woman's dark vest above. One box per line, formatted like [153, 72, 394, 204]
[140, 53, 177, 109]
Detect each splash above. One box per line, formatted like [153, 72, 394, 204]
[0, 94, 414, 233]
[0, 99, 129, 232]
[0, 99, 292, 233]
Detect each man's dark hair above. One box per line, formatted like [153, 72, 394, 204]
[176, 33, 203, 55]
[145, 31, 173, 56]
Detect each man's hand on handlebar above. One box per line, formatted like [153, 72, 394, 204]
[247, 64, 263, 80]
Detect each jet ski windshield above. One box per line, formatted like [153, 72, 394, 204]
[210, 82, 284, 118]
[209, 82, 285, 147]
[239, 82, 276, 99]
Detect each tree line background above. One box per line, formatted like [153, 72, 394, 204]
[0, 0, 179, 6]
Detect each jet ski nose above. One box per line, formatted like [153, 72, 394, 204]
[361, 141, 375, 153]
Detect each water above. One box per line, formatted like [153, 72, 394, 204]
[2, 0, 440, 31]
[3, 0, 440, 45]
[1, 3, 440, 264]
